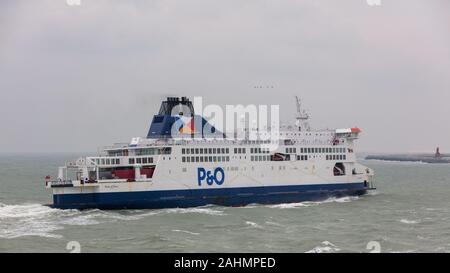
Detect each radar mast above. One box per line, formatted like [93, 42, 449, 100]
[295, 96, 310, 132]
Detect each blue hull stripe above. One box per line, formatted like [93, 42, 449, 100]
[52, 182, 368, 210]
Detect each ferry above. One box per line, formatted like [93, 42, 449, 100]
[45, 96, 375, 209]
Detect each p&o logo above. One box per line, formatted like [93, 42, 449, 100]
[197, 167, 225, 186]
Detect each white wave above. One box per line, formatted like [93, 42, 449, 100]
[0, 203, 226, 239]
[267, 196, 359, 209]
[0, 203, 61, 219]
[165, 207, 225, 216]
[245, 221, 263, 229]
[60, 214, 101, 226]
[265, 221, 283, 227]
[239, 203, 260, 209]
[306, 241, 341, 253]
[172, 229, 200, 235]
[0, 203, 65, 239]
[268, 202, 314, 209]
[322, 196, 359, 203]
[59, 209, 165, 226]
[400, 219, 419, 224]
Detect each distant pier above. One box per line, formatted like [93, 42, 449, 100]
[366, 147, 450, 164]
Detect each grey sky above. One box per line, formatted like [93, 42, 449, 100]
[0, 0, 449, 154]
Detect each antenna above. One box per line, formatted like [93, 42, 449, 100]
[295, 96, 301, 115]
[294, 96, 310, 131]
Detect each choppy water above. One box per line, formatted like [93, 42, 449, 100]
[1, 154, 450, 253]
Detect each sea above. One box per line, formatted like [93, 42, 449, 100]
[1, 154, 449, 253]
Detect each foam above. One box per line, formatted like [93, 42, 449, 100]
[306, 241, 341, 253]
[267, 196, 359, 209]
[165, 207, 226, 216]
[172, 229, 200, 235]
[400, 219, 419, 224]
[245, 221, 263, 229]
[0, 203, 65, 239]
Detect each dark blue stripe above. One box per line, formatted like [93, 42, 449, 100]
[52, 183, 368, 210]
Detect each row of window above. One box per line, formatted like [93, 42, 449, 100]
[107, 150, 127, 157]
[287, 147, 347, 154]
[128, 157, 154, 165]
[326, 155, 346, 161]
[182, 148, 230, 155]
[234, 148, 246, 154]
[135, 147, 171, 156]
[297, 155, 308, 161]
[250, 155, 271, 161]
[95, 158, 121, 165]
[182, 156, 230, 163]
[241, 140, 272, 144]
[286, 148, 297, 154]
[250, 147, 270, 154]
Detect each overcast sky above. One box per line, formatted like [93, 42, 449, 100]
[0, 0, 449, 154]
